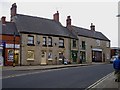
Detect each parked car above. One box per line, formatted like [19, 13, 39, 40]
[110, 55, 118, 63]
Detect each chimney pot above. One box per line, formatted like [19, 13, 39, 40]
[11, 3, 17, 17]
[66, 16, 71, 27]
[1, 16, 6, 24]
[90, 23, 95, 31]
[53, 11, 59, 22]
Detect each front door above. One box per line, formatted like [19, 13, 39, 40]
[71, 51, 77, 63]
[41, 51, 47, 65]
[14, 50, 19, 65]
[80, 51, 86, 63]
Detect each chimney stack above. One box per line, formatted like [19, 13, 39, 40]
[1, 16, 6, 24]
[90, 23, 95, 31]
[66, 16, 71, 27]
[53, 11, 59, 22]
[11, 3, 17, 17]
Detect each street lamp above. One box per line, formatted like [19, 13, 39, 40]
[13, 32, 16, 67]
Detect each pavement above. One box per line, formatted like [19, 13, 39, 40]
[1, 63, 119, 89]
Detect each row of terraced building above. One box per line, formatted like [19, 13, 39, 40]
[0, 3, 110, 66]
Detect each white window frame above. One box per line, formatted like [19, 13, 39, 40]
[96, 40, 100, 46]
[59, 38, 64, 47]
[48, 37, 52, 46]
[43, 37, 47, 46]
[28, 35, 34, 45]
[48, 52, 53, 60]
[106, 42, 110, 48]
[27, 50, 34, 60]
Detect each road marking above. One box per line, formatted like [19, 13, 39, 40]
[85, 72, 113, 90]
[1, 68, 69, 79]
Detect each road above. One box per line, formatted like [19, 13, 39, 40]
[2, 64, 114, 89]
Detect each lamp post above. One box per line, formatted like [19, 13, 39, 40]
[13, 32, 16, 67]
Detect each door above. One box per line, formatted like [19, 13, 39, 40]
[14, 50, 19, 65]
[41, 51, 47, 65]
[80, 51, 86, 62]
[92, 51, 102, 62]
[71, 51, 77, 63]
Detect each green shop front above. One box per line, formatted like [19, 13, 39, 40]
[71, 50, 78, 63]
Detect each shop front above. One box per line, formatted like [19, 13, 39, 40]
[92, 48, 102, 62]
[71, 50, 78, 63]
[5, 44, 20, 66]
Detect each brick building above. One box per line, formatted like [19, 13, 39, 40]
[0, 16, 20, 66]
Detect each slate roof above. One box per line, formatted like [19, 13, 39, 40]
[14, 14, 77, 39]
[0, 21, 19, 36]
[72, 26, 110, 41]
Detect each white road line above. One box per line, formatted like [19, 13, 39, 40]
[85, 72, 113, 90]
[1, 68, 69, 79]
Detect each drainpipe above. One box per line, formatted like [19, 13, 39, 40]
[20, 33, 22, 66]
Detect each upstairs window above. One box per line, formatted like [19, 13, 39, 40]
[59, 38, 64, 48]
[106, 42, 110, 48]
[43, 37, 47, 46]
[48, 37, 52, 47]
[28, 35, 34, 45]
[96, 40, 100, 46]
[73, 39, 77, 48]
[82, 41, 86, 50]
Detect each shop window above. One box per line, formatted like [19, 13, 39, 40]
[8, 49, 14, 61]
[27, 50, 34, 60]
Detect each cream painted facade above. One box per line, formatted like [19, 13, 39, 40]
[20, 33, 110, 65]
[20, 33, 72, 65]
[78, 36, 110, 63]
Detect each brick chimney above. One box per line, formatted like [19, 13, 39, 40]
[53, 11, 59, 22]
[11, 3, 17, 17]
[66, 16, 71, 27]
[90, 23, 95, 31]
[1, 16, 6, 24]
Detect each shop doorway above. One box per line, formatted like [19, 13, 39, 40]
[7, 49, 19, 65]
[92, 50, 102, 62]
[71, 51, 78, 63]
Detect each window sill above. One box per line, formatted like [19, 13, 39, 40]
[48, 58, 53, 60]
[27, 59, 34, 61]
[59, 59, 62, 61]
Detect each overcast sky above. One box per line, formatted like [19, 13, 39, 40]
[0, 0, 118, 47]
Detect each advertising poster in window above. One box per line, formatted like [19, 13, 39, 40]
[0, 49, 3, 66]
[8, 50, 14, 61]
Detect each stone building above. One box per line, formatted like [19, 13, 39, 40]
[10, 3, 78, 65]
[66, 16, 110, 63]
[1, 3, 110, 66]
